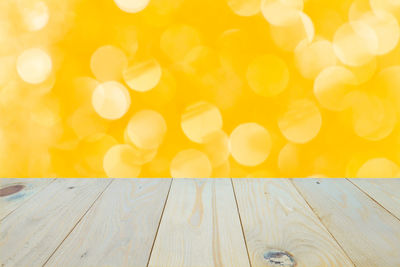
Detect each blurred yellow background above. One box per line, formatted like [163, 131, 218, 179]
[1, 0, 400, 178]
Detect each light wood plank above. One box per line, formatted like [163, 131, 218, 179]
[148, 178, 250, 267]
[0, 178, 55, 220]
[349, 179, 400, 219]
[0, 178, 110, 267]
[293, 178, 400, 267]
[45, 179, 171, 267]
[233, 178, 354, 267]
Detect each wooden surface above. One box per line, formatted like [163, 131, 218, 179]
[149, 179, 249, 267]
[349, 179, 400, 219]
[0, 179, 110, 266]
[0, 178, 399, 267]
[0, 178, 55, 220]
[293, 178, 400, 267]
[47, 179, 171, 267]
[233, 179, 354, 267]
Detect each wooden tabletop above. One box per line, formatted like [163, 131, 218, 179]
[0, 178, 399, 267]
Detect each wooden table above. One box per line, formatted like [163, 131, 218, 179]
[1, 178, 399, 267]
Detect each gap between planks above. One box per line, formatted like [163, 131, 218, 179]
[0, 178, 57, 222]
[45, 179, 171, 267]
[288, 178, 356, 267]
[2, 178, 399, 267]
[148, 178, 250, 267]
[233, 178, 354, 267]
[146, 179, 173, 267]
[346, 178, 400, 222]
[292, 178, 400, 267]
[0, 179, 112, 266]
[229, 178, 252, 267]
[42, 179, 114, 266]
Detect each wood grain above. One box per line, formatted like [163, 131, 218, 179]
[46, 179, 171, 267]
[349, 179, 400, 219]
[0, 178, 55, 220]
[233, 178, 354, 267]
[148, 178, 250, 267]
[293, 178, 400, 267]
[0, 178, 110, 267]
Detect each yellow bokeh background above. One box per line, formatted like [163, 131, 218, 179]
[1, 0, 400, 178]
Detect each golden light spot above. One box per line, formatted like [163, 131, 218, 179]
[294, 39, 337, 79]
[370, 0, 400, 21]
[124, 127, 158, 165]
[71, 76, 100, 108]
[160, 24, 202, 62]
[123, 139, 158, 165]
[78, 133, 118, 174]
[126, 110, 167, 150]
[170, 149, 212, 178]
[92, 81, 131, 120]
[261, 0, 304, 26]
[201, 130, 230, 167]
[355, 11, 399, 56]
[348, 57, 377, 85]
[278, 99, 322, 144]
[278, 143, 300, 176]
[352, 93, 397, 141]
[103, 144, 141, 178]
[246, 54, 289, 97]
[181, 101, 223, 143]
[90, 45, 128, 82]
[314, 66, 357, 111]
[270, 11, 314, 51]
[180, 45, 220, 76]
[123, 58, 162, 92]
[114, 0, 150, 13]
[30, 105, 60, 128]
[229, 123, 271, 166]
[138, 68, 176, 107]
[114, 26, 139, 58]
[19, 0, 49, 32]
[348, 0, 370, 21]
[333, 22, 377, 66]
[17, 48, 52, 84]
[356, 157, 399, 178]
[3, 0, 400, 178]
[227, 0, 261, 16]
[210, 67, 243, 111]
[28, 72, 56, 96]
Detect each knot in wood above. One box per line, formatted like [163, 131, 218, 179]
[0, 185, 25, 197]
[263, 249, 296, 267]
